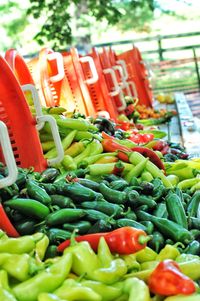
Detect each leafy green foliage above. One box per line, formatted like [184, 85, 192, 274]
[27, 0, 160, 49]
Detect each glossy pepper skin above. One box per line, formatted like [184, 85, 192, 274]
[148, 259, 196, 296]
[58, 227, 150, 254]
[13, 253, 72, 301]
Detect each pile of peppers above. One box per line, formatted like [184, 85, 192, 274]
[0, 230, 200, 301]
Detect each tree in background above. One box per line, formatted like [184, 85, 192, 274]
[0, 0, 194, 52]
[27, 0, 157, 50]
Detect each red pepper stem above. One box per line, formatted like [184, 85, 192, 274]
[138, 235, 152, 245]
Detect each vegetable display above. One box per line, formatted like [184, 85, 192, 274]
[0, 231, 199, 301]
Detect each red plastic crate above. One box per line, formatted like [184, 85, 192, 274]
[117, 47, 153, 107]
[0, 55, 48, 171]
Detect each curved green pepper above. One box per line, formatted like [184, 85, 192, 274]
[0, 236, 36, 254]
[123, 277, 151, 301]
[54, 279, 101, 301]
[81, 280, 123, 301]
[4, 198, 50, 220]
[13, 253, 72, 301]
[26, 180, 51, 206]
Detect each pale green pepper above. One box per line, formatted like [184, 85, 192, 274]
[135, 247, 157, 263]
[164, 294, 200, 301]
[53, 278, 101, 301]
[13, 253, 72, 301]
[123, 277, 151, 301]
[156, 244, 180, 261]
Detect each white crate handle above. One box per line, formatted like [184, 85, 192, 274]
[103, 68, 120, 96]
[47, 52, 65, 83]
[21, 84, 44, 131]
[113, 65, 132, 91]
[123, 81, 132, 97]
[0, 121, 18, 188]
[117, 60, 129, 80]
[140, 60, 152, 79]
[117, 90, 127, 112]
[79, 56, 99, 85]
[37, 115, 64, 166]
[128, 81, 138, 98]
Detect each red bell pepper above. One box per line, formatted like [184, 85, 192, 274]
[131, 146, 165, 171]
[0, 204, 19, 237]
[57, 226, 150, 254]
[148, 259, 196, 296]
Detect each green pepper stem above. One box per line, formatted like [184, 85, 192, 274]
[138, 235, 152, 245]
[70, 229, 79, 246]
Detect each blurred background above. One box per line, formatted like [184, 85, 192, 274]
[1, 0, 200, 115]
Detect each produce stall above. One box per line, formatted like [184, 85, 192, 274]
[0, 45, 200, 301]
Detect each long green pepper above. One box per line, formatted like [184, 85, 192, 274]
[13, 253, 72, 301]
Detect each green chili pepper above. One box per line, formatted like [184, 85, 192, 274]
[62, 220, 92, 235]
[0, 235, 36, 254]
[50, 194, 75, 208]
[116, 219, 147, 232]
[87, 219, 113, 233]
[156, 244, 180, 261]
[0, 270, 10, 291]
[46, 208, 86, 226]
[179, 259, 200, 280]
[140, 221, 154, 235]
[99, 182, 127, 204]
[165, 192, 188, 229]
[56, 181, 97, 202]
[4, 198, 50, 220]
[39, 183, 57, 195]
[15, 220, 36, 235]
[77, 178, 100, 191]
[137, 210, 193, 244]
[129, 151, 173, 188]
[140, 260, 160, 271]
[13, 253, 72, 301]
[123, 277, 151, 301]
[148, 231, 165, 253]
[26, 180, 52, 205]
[64, 238, 100, 278]
[164, 294, 200, 301]
[128, 191, 156, 209]
[44, 245, 59, 259]
[53, 278, 102, 301]
[124, 268, 153, 282]
[81, 200, 124, 218]
[135, 247, 157, 263]
[124, 157, 149, 183]
[0, 287, 17, 301]
[109, 179, 129, 191]
[152, 202, 168, 218]
[46, 228, 71, 244]
[39, 168, 60, 183]
[38, 293, 65, 301]
[74, 139, 103, 165]
[35, 234, 49, 261]
[44, 130, 77, 159]
[92, 258, 127, 284]
[124, 209, 137, 221]
[97, 237, 113, 267]
[188, 216, 200, 230]
[81, 280, 123, 301]
[2, 253, 32, 281]
[84, 209, 114, 223]
[184, 240, 200, 255]
[120, 254, 141, 272]
[187, 191, 200, 218]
